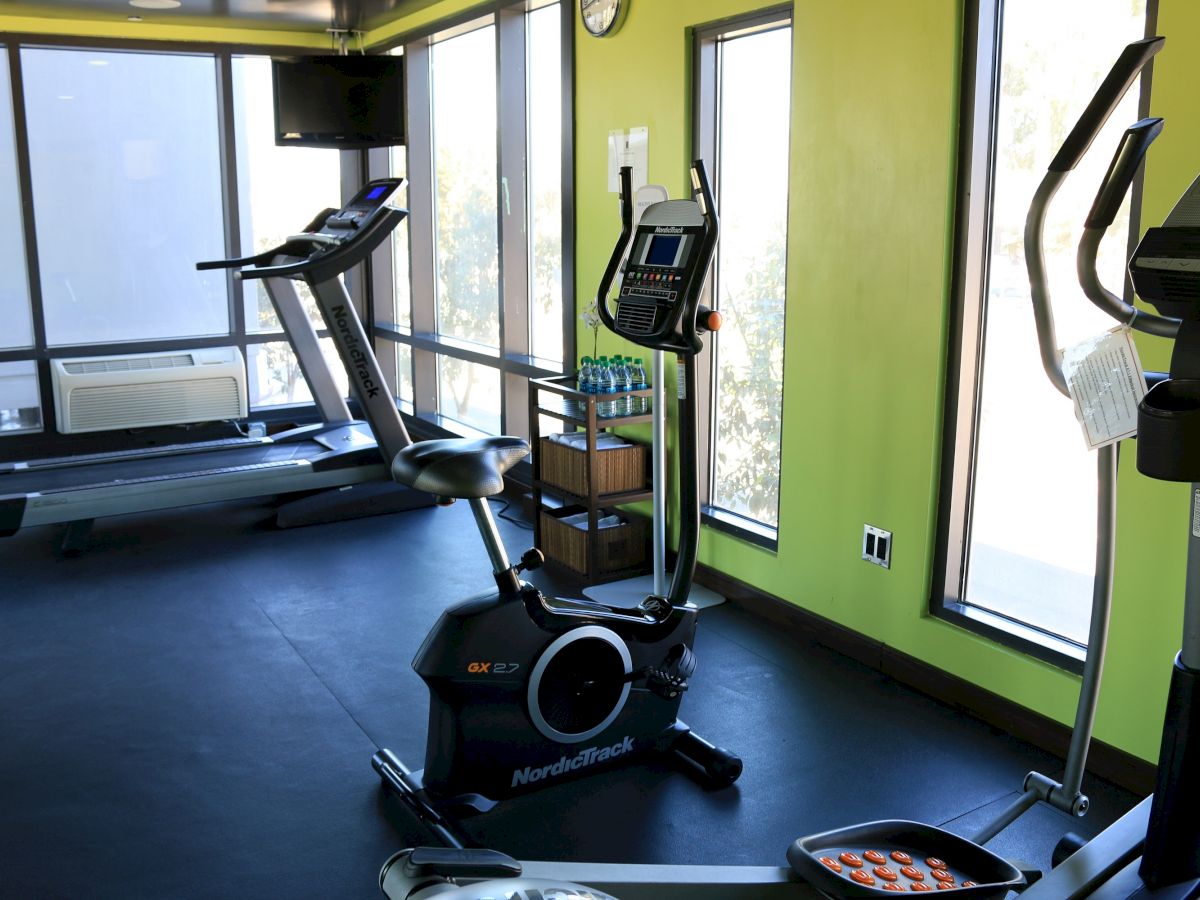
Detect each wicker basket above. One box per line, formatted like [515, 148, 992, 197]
[539, 507, 646, 576]
[538, 437, 647, 496]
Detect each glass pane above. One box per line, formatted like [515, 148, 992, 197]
[390, 144, 412, 329]
[231, 56, 341, 334]
[709, 27, 791, 529]
[247, 338, 349, 409]
[22, 48, 227, 347]
[0, 361, 41, 433]
[0, 50, 32, 352]
[965, 0, 1146, 645]
[528, 4, 563, 364]
[432, 26, 499, 349]
[438, 356, 501, 434]
[396, 342, 413, 405]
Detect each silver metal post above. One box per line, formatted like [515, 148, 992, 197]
[972, 789, 1040, 845]
[468, 497, 512, 575]
[1060, 443, 1118, 800]
[1183, 485, 1200, 670]
[309, 276, 413, 461]
[652, 349, 667, 596]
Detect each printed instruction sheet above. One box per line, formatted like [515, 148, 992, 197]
[1060, 325, 1146, 449]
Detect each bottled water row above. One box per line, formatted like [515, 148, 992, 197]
[576, 355, 651, 418]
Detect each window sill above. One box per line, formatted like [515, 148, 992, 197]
[933, 601, 1086, 675]
[374, 323, 566, 380]
[701, 505, 778, 551]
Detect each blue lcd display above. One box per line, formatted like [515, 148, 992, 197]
[645, 234, 682, 267]
[365, 185, 390, 201]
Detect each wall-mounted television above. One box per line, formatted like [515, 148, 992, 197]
[272, 55, 404, 149]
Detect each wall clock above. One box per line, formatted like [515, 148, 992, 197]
[580, 0, 628, 37]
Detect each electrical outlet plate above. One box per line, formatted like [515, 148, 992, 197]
[862, 524, 892, 569]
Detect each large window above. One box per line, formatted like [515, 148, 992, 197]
[937, 0, 1152, 660]
[376, 0, 572, 439]
[694, 8, 792, 544]
[0, 39, 373, 449]
[0, 16, 570, 451]
[22, 48, 228, 348]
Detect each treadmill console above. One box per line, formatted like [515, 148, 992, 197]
[314, 178, 405, 239]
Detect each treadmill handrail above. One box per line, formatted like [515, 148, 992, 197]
[240, 207, 408, 285]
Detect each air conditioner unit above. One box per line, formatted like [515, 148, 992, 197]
[52, 347, 248, 434]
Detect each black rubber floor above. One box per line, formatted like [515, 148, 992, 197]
[0, 497, 1137, 898]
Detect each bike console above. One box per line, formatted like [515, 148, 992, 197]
[597, 162, 720, 356]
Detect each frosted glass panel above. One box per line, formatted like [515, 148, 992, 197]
[247, 338, 349, 409]
[22, 48, 228, 347]
[0, 50, 32, 351]
[231, 56, 341, 334]
[438, 356, 500, 434]
[432, 26, 499, 350]
[0, 361, 41, 433]
[527, 4, 563, 364]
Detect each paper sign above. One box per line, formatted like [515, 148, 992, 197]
[608, 126, 648, 192]
[1060, 325, 1146, 449]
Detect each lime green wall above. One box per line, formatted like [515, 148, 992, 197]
[6, 0, 1198, 764]
[560, 0, 1200, 765]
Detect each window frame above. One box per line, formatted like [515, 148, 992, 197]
[691, 4, 793, 552]
[0, 34, 374, 457]
[932, 0, 1159, 672]
[368, 0, 574, 441]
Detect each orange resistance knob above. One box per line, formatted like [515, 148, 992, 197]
[697, 307, 723, 333]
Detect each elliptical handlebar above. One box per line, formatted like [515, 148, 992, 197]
[1077, 117, 1179, 339]
[1026, 36, 1164, 396]
[1048, 37, 1164, 174]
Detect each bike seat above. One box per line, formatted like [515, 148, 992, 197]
[391, 436, 530, 498]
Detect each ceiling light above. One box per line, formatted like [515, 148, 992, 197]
[129, 0, 181, 8]
[88, 59, 109, 66]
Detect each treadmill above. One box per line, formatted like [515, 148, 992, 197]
[0, 178, 426, 548]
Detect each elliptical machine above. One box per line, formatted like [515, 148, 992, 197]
[1014, 39, 1200, 900]
[372, 160, 739, 819]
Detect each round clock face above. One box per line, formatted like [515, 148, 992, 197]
[580, 0, 624, 37]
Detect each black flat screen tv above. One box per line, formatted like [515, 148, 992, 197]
[272, 55, 404, 149]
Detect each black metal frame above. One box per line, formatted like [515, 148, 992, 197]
[931, 0, 1160, 671]
[690, 4, 792, 551]
[367, 0, 575, 441]
[0, 34, 361, 460]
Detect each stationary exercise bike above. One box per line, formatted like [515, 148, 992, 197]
[375, 161, 828, 900]
[372, 160, 739, 822]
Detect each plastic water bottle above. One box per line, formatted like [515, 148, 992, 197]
[576, 356, 593, 416]
[631, 358, 649, 414]
[616, 356, 634, 416]
[598, 357, 617, 417]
